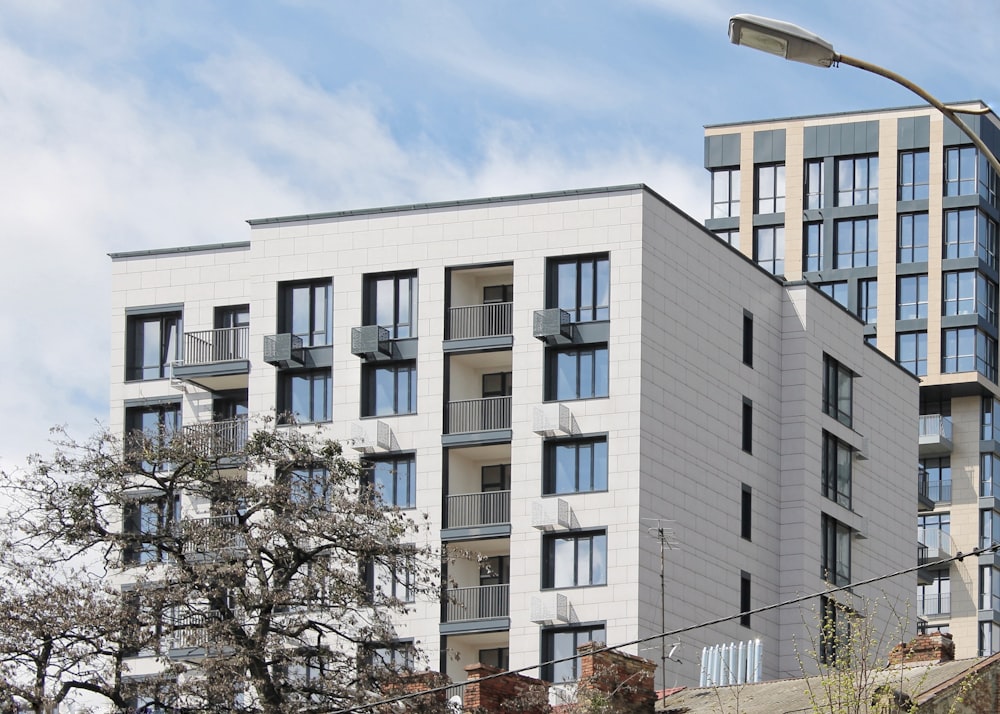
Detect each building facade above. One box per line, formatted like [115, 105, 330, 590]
[109, 183, 918, 692]
[705, 103, 1000, 659]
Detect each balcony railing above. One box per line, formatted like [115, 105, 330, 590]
[919, 415, 954, 455]
[446, 396, 512, 434]
[184, 418, 248, 459]
[180, 514, 246, 556]
[918, 593, 951, 618]
[917, 527, 953, 563]
[184, 327, 249, 365]
[918, 469, 952, 504]
[447, 303, 513, 340]
[443, 584, 509, 623]
[446, 491, 511, 529]
[168, 610, 220, 650]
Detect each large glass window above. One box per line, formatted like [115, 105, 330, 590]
[941, 328, 996, 379]
[279, 280, 332, 347]
[982, 509, 1000, 550]
[803, 223, 823, 272]
[551, 255, 610, 323]
[370, 550, 415, 604]
[126, 311, 181, 380]
[712, 168, 740, 218]
[123, 495, 180, 565]
[898, 213, 929, 263]
[278, 370, 331, 424]
[755, 163, 785, 213]
[918, 572, 950, 618]
[981, 566, 1000, 612]
[823, 356, 853, 427]
[821, 515, 851, 586]
[899, 150, 930, 201]
[980, 622, 1000, 657]
[919, 513, 951, 550]
[543, 531, 607, 589]
[834, 217, 878, 268]
[921, 457, 952, 503]
[943, 271, 976, 316]
[547, 346, 609, 401]
[983, 454, 1000, 498]
[366, 455, 416, 509]
[898, 275, 928, 320]
[366, 641, 414, 673]
[981, 275, 999, 325]
[805, 159, 825, 210]
[822, 432, 852, 509]
[363, 362, 416, 417]
[544, 437, 608, 495]
[287, 466, 331, 505]
[943, 208, 996, 267]
[983, 397, 1000, 441]
[836, 155, 879, 206]
[945, 146, 977, 196]
[819, 282, 848, 308]
[542, 624, 606, 682]
[858, 279, 877, 324]
[753, 226, 784, 275]
[364, 272, 417, 339]
[897, 332, 928, 376]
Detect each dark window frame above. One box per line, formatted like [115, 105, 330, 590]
[712, 167, 741, 219]
[278, 279, 332, 347]
[362, 361, 417, 417]
[126, 311, 182, 381]
[541, 623, 606, 683]
[543, 436, 609, 495]
[542, 530, 608, 589]
[741, 398, 753, 454]
[546, 345, 609, 401]
[548, 254, 611, 323]
[365, 454, 417, 509]
[821, 515, 851, 586]
[822, 432, 853, 509]
[277, 369, 332, 424]
[755, 163, 786, 214]
[836, 154, 879, 206]
[364, 271, 418, 339]
[822, 355, 853, 427]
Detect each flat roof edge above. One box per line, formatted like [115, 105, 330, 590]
[109, 241, 251, 260]
[704, 100, 990, 130]
[246, 184, 648, 226]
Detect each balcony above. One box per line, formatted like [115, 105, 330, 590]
[919, 415, 954, 457]
[442, 584, 510, 633]
[183, 417, 248, 461]
[446, 397, 511, 436]
[445, 303, 513, 351]
[172, 327, 250, 391]
[918, 593, 951, 618]
[443, 491, 511, 540]
[180, 514, 246, 560]
[917, 528, 953, 565]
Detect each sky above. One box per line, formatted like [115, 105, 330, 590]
[2, 0, 1000, 473]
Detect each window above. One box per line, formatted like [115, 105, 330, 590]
[897, 275, 928, 320]
[983, 397, 1000, 441]
[215, 304, 250, 329]
[278, 370, 331, 423]
[742, 311, 754, 367]
[741, 485, 752, 541]
[823, 356, 853, 427]
[550, 255, 610, 323]
[980, 275, 999, 325]
[363, 362, 416, 416]
[126, 311, 181, 380]
[918, 572, 950, 618]
[980, 622, 1000, 657]
[921, 457, 952, 502]
[279, 280, 332, 347]
[125, 403, 181, 471]
[755, 163, 785, 213]
[945, 146, 977, 196]
[943, 271, 976, 315]
[981, 566, 1000, 612]
[805, 159, 825, 209]
[753, 226, 784, 275]
[364, 272, 417, 338]
[858, 279, 877, 324]
[482, 464, 511, 491]
[834, 217, 878, 268]
[822, 433, 852, 509]
[478, 648, 509, 670]
[741, 398, 752, 453]
[715, 229, 739, 248]
[982, 509, 1000, 550]
[942, 327, 995, 380]
[819, 596, 852, 664]
[803, 223, 823, 272]
[123, 495, 180, 565]
[819, 282, 848, 308]
[543, 531, 607, 589]
[482, 371, 513, 398]
[370, 550, 414, 604]
[544, 437, 608, 495]
[836, 155, 879, 206]
[981, 213, 999, 270]
[366, 641, 414, 673]
[288, 466, 330, 505]
[712, 167, 740, 218]
[542, 624, 606, 682]
[983, 454, 1000, 498]
[547, 346, 609, 401]
[366, 455, 416, 509]
[821, 515, 851, 586]
[898, 213, 929, 263]
[897, 332, 927, 376]
[740, 572, 751, 628]
[899, 150, 930, 201]
[942, 208, 996, 263]
[919, 513, 951, 548]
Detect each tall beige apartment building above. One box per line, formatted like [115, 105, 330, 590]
[109, 183, 918, 702]
[705, 103, 1000, 659]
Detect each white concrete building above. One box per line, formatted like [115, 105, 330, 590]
[109, 183, 919, 692]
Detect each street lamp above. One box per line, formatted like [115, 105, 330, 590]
[728, 13, 1000, 176]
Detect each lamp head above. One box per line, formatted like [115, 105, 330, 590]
[729, 14, 837, 68]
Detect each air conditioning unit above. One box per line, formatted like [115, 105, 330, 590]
[532, 404, 576, 436]
[351, 325, 391, 359]
[532, 498, 571, 531]
[531, 593, 570, 624]
[532, 308, 572, 343]
[351, 421, 393, 453]
[263, 333, 304, 367]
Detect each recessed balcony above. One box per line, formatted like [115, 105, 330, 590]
[444, 303, 513, 352]
[172, 327, 250, 391]
[446, 397, 511, 435]
[917, 527, 953, 565]
[180, 513, 246, 560]
[919, 415, 954, 456]
[442, 584, 510, 634]
[183, 417, 248, 464]
[918, 593, 951, 619]
[442, 490, 511, 540]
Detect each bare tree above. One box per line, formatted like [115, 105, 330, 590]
[0, 422, 444, 713]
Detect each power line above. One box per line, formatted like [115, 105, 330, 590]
[334, 542, 999, 713]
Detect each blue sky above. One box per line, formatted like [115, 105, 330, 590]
[2, 0, 1000, 471]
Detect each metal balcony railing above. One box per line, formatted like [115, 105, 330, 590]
[918, 415, 954, 454]
[918, 593, 951, 617]
[443, 584, 509, 623]
[446, 396, 512, 434]
[183, 417, 248, 458]
[445, 490, 511, 529]
[917, 527, 953, 562]
[180, 514, 246, 555]
[447, 303, 513, 340]
[184, 327, 249, 365]
[168, 610, 221, 650]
